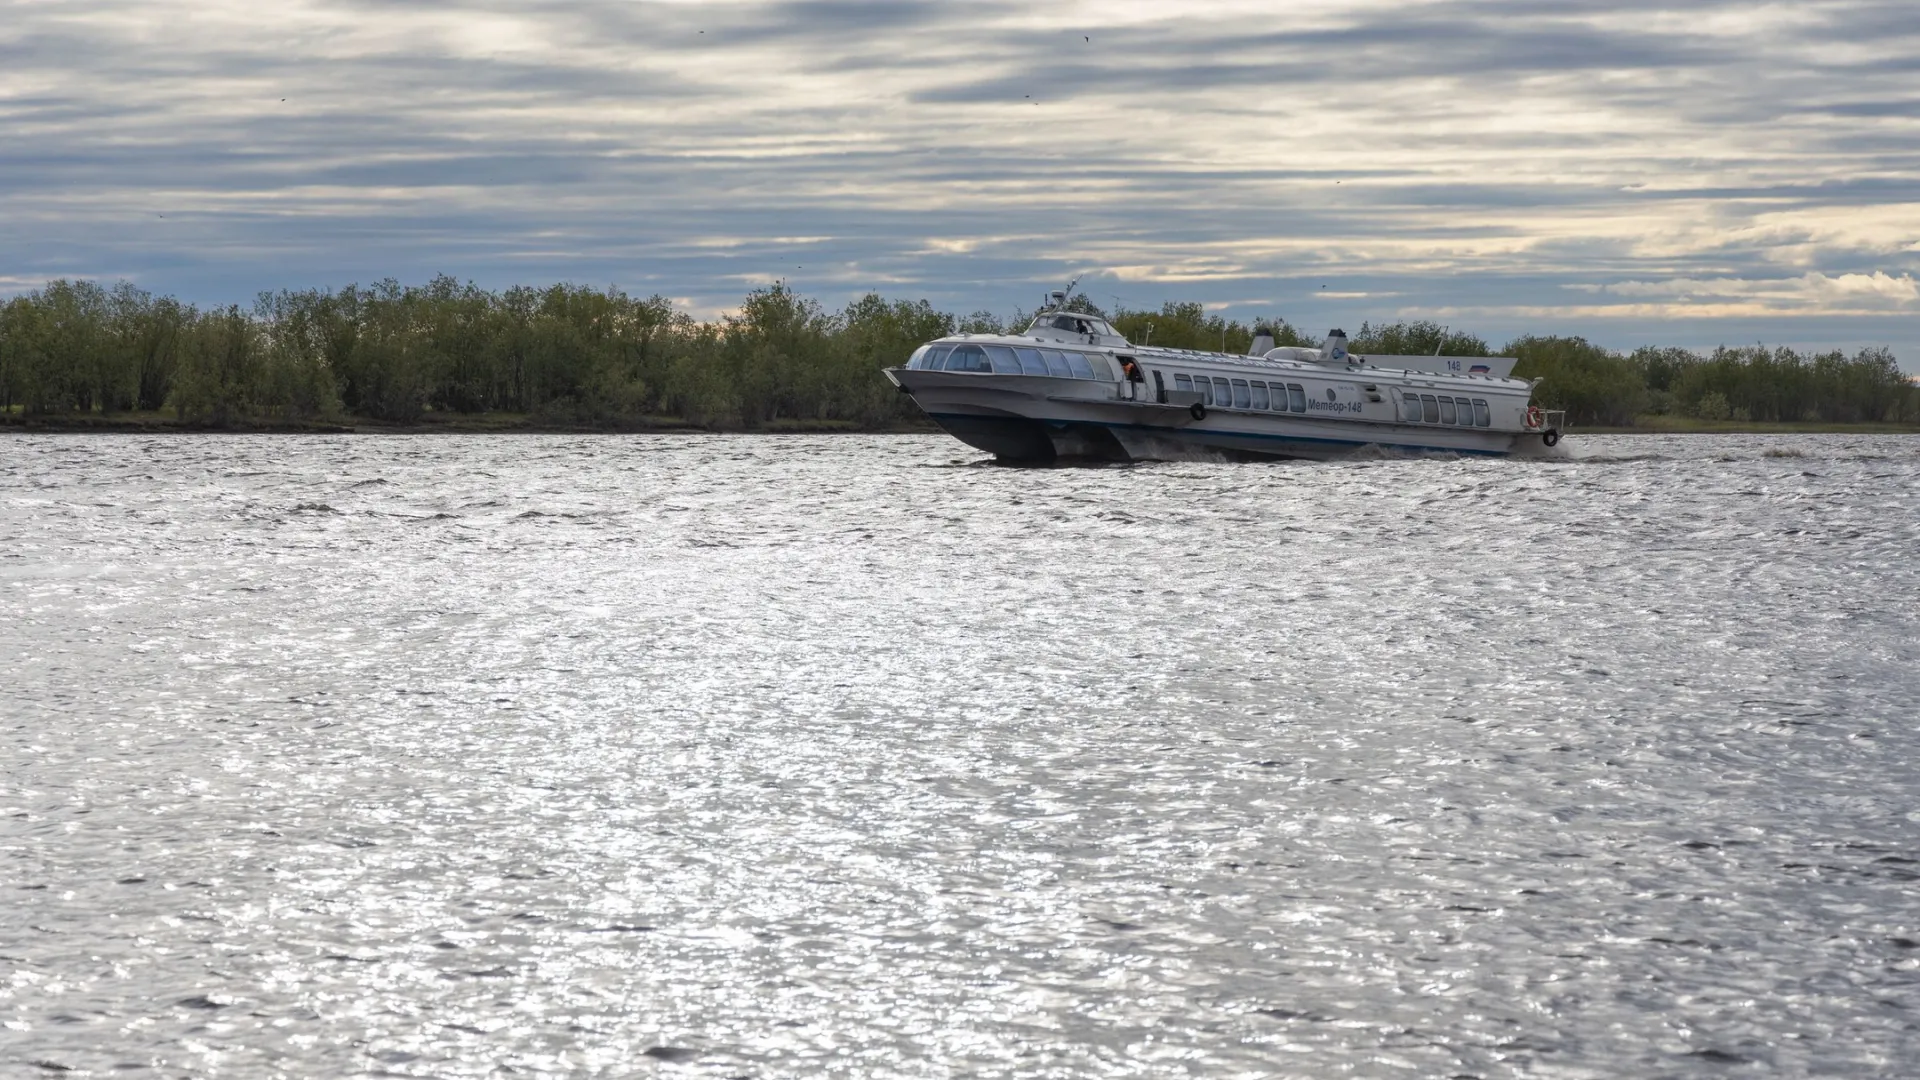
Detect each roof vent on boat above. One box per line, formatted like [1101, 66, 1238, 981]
[1320, 328, 1350, 365]
[1248, 326, 1276, 357]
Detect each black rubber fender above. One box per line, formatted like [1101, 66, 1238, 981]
[1190, 402, 1207, 421]
[1542, 428, 1561, 447]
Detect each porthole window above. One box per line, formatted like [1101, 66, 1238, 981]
[1231, 379, 1251, 408]
[1288, 383, 1307, 412]
[918, 345, 952, 370]
[1015, 348, 1049, 375]
[1421, 394, 1439, 423]
[1174, 374, 1194, 393]
[1212, 378, 1232, 407]
[1439, 396, 1457, 425]
[983, 345, 1021, 374]
[1473, 399, 1491, 427]
[1084, 355, 1116, 381]
[1250, 381, 1270, 410]
[1040, 349, 1073, 378]
[1064, 352, 1097, 379]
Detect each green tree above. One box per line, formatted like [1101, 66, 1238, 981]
[3, 274, 1911, 431]
[957, 310, 1011, 335]
[8, 281, 114, 413]
[1506, 335, 1645, 426]
[1349, 320, 1490, 358]
[0, 294, 51, 414]
[170, 306, 265, 423]
[721, 283, 835, 426]
[662, 324, 731, 426]
[114, 285, 188, 411]
[255, 290, 341, 418]
[342, 280, 434, 421]
[835, 294, 954, 424]
[1108, 301, 1275, 354]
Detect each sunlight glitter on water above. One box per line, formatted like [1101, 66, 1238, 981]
[3, 433, 1919, 1077]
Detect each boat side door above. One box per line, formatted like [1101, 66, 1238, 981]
[1116, 355, 1146, 400]
[1391, 387, 1420, 424]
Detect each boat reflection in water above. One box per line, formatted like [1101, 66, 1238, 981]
[885, 292, 1564, 462]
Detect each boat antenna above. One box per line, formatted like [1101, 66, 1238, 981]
[1434, 325, 1450, 356]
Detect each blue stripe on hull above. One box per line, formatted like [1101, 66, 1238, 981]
[925, 412, 1511, 459]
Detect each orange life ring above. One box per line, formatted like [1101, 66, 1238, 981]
[1525, 406, 1543, 428]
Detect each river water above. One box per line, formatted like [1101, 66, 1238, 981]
[3, 433, 1918, 1078]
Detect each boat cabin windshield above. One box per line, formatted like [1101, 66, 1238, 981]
[1033, 313, 1115, 338]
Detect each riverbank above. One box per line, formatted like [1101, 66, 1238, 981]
[1577, 415, 1920, 435]
[4, 410, 1915, 436]
[0, 410, 943, 435]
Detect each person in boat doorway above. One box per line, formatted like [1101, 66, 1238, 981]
[1119, 358, 1144, 383]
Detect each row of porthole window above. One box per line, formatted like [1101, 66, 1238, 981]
[1402, 394, 1491, 427]
[908, 343, 1115, 381]
[1175, 374, 1309, 412]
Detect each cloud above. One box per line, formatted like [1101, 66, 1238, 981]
[1563, 272, 1920, 315]
[0, 0, 1917, 365]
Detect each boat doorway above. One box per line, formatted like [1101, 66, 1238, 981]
[1118, 356, 1146, 401]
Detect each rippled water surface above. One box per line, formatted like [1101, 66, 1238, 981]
[4, 433, 1920, 1078]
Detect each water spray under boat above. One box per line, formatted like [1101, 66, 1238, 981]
[883, 291, 1564, 462]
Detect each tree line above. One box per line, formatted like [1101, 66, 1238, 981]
[1, 279, 1912, 428]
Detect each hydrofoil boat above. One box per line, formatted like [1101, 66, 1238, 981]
[883, 292, 1564, 462]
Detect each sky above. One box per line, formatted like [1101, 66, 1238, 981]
[3, 0, 1918, 366]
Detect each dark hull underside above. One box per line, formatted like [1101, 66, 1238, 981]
[925, 412, 1501, 463]
[929, 414, 1064, 461]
